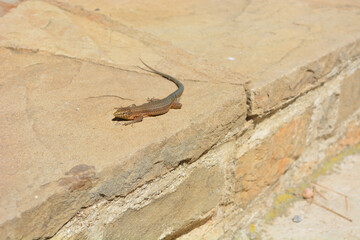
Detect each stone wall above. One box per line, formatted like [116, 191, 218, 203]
[0, 0, 360, 239]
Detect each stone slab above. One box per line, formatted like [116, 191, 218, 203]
[47, 0, 360, 116]
[104, 166, 224, 240]
[0, 47, 246, 239]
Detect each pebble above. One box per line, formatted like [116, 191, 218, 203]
[292, 215, 303, 223]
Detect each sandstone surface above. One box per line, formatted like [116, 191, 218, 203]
[0, 0, 359, 239]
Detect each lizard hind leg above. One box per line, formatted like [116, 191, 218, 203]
[170, 101, 182, 109]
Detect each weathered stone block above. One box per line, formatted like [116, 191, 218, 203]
[337, 68, 360, 125]
[235, 108, 313, 205]
[104, 166, 224, 240]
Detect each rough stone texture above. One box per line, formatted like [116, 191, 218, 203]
[0, 47, 245, 239]
[235, 107, 312, 205]
[104, 166, 224, 240]
[337, 68, 360, 125]
[0, 0, 244, 84]
[179, 60, 360, 240]
[47, 0, 360, 116]
[1, 0, 360, 239]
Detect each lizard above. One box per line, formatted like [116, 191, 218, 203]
[113, 59, 184, 125]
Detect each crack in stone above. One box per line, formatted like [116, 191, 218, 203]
[49, 116, 236, 238]
[36, 0, 248, 86]
[1, 45, 134, 73]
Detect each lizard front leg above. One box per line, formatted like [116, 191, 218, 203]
[123, 115, 144, 126]
[147, 97, 160, 102]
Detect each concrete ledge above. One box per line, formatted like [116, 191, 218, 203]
[1, 0, 360, 239]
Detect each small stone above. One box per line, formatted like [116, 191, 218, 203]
[302, 188, 314, 199]
[292, 215, 303, 223]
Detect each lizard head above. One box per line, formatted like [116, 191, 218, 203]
[113, 107, 134, 120]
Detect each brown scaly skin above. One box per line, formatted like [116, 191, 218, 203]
[114, 59, 184, 125]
